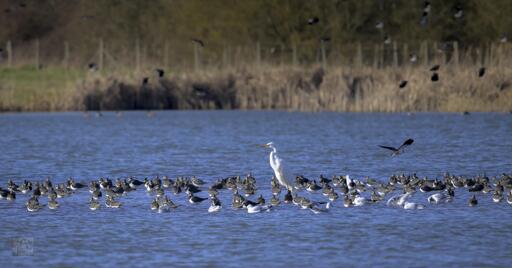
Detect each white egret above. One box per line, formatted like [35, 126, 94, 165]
[261, 142, 293, 191]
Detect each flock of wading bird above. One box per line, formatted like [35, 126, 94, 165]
[1, 140, 512, 214]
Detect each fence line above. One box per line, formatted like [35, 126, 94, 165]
[2, 39, 512, 71]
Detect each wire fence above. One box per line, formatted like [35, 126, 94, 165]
[2, 39, 511, 72]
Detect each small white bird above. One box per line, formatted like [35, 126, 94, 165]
[427, 193, 452, 204]
[261, 142, 293, 191]
[353, 196, 367, 207]
[403, 202, 425, 210]
[246, 204, 272, 214]
[387, 192, 412, 207]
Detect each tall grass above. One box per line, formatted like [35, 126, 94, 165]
[1, 41, 512, 112]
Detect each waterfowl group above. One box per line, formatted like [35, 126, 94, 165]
[3, 172, 511, 215]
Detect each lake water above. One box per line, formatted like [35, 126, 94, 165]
[1, 111, 511, 267]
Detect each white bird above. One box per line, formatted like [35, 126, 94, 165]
[353, 196, 367, 206]
[309, 202, 331, 214]
[261, 142, 293, 191]
[427, 193, 452, 204]
[246, 204, 272, 214]
[387, 192, 412, 207]
[403, 202, 425, 210]
[208, 204, 221, 213]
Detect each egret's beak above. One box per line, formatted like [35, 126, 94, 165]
[258, 144, 269, 148]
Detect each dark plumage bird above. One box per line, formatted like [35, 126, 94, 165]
[454, 5, 463, 19]
[156, 69, 165, 78]
[379, 138, 414, 156]
[399, 80, 408, 88]
[500, 35, 508, 43]
[191, 38, 204, 47]
[420, 11, 429, 26]
[409, 53, 418, 63]
[469, 195, 478, 206]
[320, 37, 331, 42]
[142, 77, 149, 86]
[423, 1, 431, 13]
[384, 35, 391, 45]
[430, 64, 440, 71]
[307, 17, 319, 25]
[431, 72, 439, 82]
[478, 67, 486, 78]
[88, 63, 98, 72]
[188, 193, 208, 204]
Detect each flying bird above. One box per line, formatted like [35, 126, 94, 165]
[307, 17, 320, 25]
[155, 69, 165, 78]
[320, 37, 331, 42]
[379, 138, 414, 156]
[454, 5, 463, 19]
[88, 63, 98, 72]
[191, 38, 204, 47]
[431, 72, 439, 82]
[478, 67, 486, 78]
[409, 53, 418, 63]
[420, 11, 429, 26]
[423, 1, 431, 13]
[500, 34, 508, 43]
[384, 35, 392, 45]
[430, 64, 440, 71]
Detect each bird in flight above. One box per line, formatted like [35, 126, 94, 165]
[191, 38, 204, 47]
[307, 17, 320, 25]
[399, 80, 408, 89]
[379, 138, 414, 156]
[478, 67, 486, 78]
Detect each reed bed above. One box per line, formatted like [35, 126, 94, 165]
[73, 63, 512, 113]
[2, 41, 512, 112]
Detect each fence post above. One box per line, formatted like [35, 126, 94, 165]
[373, 44, 379, 69]
[320, 41, 326, 68]
[35, 38, 40, 70]
[392, 42, 398, 68]
[63, 41, 69, 69]
[7, 40, 12, 68]
[355, 42, 363, 67]
[142, 43, 147, 70]
[164, 40, 169, 69]
[452, 41, 459, 67]
[222, 44, 228, 68]
[135, 38, 140, 72]
[402, 43, 408, 67]
[256, 41, 261, 67]
[422, 41, 429, 66]
[99, 38, 104, 71]
[292, 42, 297, 67]
[194, 42, 200, 71]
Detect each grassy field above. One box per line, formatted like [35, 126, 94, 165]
[0, 66, 83, 111]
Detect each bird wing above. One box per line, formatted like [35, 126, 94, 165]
[379, 145, 398, 152]
[398, 139, 414, 150]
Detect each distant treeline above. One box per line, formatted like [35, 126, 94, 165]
[1, 0, 512, 68]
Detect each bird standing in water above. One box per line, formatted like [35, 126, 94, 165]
[261, 142, 293, 191]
